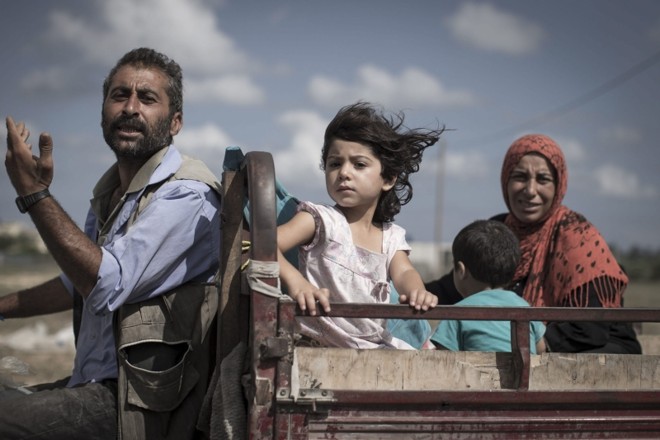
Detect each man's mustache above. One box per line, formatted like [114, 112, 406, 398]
[110, 115, 147, 132]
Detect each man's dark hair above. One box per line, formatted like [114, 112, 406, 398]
[102, 47, 183, 116]
[452, 220, 520, 287]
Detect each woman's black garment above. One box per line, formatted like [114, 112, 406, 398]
[424, 274, 642, 354]
[511, 277, 641, 354]
[424, 272, 462, 305]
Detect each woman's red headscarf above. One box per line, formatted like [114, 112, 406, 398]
[500, 134, 627, 308]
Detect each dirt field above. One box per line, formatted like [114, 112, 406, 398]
[0, 260, 73, 388]
[1, 260, 659, 388]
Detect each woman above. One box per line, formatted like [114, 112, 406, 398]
[426, 134, 641, 354]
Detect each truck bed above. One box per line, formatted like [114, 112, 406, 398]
[215, 150, 660, 439]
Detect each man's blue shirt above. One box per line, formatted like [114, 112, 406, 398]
[60, 145, 221, 386]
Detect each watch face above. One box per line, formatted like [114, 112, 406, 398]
[15, 197, 29, 213]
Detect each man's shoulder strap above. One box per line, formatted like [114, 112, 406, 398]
[172, 155, 222, 195]
[130, 155, 222, 227]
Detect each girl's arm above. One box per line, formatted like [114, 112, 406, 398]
[389, 250, 438, 311]
[277, 211, 331, 316]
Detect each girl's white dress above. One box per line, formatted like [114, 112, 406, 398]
[295, 201, 414, 349]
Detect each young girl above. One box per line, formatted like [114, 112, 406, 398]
[277, 101, 443, 349]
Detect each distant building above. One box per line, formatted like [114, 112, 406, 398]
[0, 222, 48, 255]
[409, 241, 453, 282]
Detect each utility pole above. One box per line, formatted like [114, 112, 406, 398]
[434, 138, 447, 274]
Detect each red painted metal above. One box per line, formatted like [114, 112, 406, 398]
[243, 152, 280, 440]
[304, 409, 660, 439]
[289, 302, 660, 323]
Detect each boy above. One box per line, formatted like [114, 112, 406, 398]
[429, 220, 546, 353]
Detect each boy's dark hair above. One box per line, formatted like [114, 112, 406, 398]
[321, 101, 444, 223]
[452, 220, 520, 288]
[102, 47, 183, 117]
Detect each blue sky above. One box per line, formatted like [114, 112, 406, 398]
[1, 0, 659, 250]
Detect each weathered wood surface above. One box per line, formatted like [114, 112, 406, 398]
[292, 347, 660, 391]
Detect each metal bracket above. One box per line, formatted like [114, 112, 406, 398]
[277, 388, 335, 412]
[260, 336, 289, 360]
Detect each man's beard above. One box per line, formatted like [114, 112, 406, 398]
[102, 113, 173, 160]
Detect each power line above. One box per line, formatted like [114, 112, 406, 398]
[457, 49, 660, 146]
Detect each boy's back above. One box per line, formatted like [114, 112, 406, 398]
[429, 219, 546, 354]
[430, 289, 545, 353]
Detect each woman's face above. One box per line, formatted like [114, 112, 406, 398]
[506, 153, 556, 224]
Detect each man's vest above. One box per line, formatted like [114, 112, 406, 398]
[110, 156, 221, 439]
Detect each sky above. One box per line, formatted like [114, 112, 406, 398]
[1, 0, 659, 251]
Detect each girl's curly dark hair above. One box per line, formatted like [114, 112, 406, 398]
[321, 101, 444, 223]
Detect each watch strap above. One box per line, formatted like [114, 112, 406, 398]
[16, 188, 51, 214]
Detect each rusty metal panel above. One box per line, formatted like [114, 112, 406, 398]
[279, 389, 660, 406]
[241, 152, 281, 439]
[301, 302, 660, 324]
[303, 408, 660, 439]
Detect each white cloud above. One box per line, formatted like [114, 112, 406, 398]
[554, 137, 586, 162]
[599, 125, 643, 145]
[446, 2, 544, 55]
[47, 0, 256, 75]
[593, 164, 657, 199]
[19, 67, 74, 94]
[175, 122, 233, 158]
[40, 0, 267, 105]
[308, 64, 476, 110]
[271, 110, 327, 191]
[186, 76, 265, 106]
[445, 150, 490, 179]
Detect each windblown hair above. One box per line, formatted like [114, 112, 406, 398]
[102, 47, 183, 116]
[321, 101, 444, 223]
[452, 220, 521, 288]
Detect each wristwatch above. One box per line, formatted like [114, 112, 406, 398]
[15, 189, 51, 214]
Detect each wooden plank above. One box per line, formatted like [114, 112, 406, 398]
[530, 352, 660, 390]
[292, 347, 660, 391]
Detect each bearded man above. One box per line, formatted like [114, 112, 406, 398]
[1, 47, 221, 440]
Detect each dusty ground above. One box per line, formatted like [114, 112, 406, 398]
[1, 262, 659, 389]
[0, 264, 74, 388]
